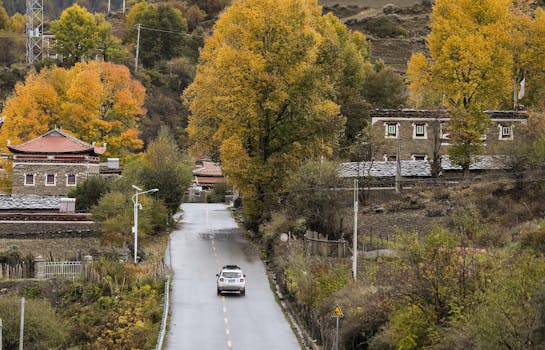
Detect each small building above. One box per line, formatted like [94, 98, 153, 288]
[8, 129, 106, 196]
[370, 109, 528, 162]
[193, 160, 225, 191]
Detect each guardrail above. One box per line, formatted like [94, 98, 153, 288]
[155, 275, 170, 350]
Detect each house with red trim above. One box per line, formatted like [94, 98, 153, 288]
[7, 128, 106, 196]
[193, 160, 225, 191]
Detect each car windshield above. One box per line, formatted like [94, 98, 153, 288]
[222, 271, 241, 278]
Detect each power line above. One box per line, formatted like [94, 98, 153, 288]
[138, 24, 207, 37]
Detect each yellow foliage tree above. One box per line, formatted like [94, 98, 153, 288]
[407, 0, 513, 110]
[406, 0, 545, 173]
[185, 0, 369, 228]
[0, 61, 145, 157]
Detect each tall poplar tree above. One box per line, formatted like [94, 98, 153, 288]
[184, 0, 369, 229]
[407, 0, 545, 174]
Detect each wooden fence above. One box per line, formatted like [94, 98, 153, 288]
[304, 231, 348, 258]
[0, 256, 169, 282]
[0, 261, 33, 279]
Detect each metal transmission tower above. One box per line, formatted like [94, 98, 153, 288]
[26, 0, 44, 64]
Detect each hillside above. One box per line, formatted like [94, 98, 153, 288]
[5, 0, 431, 73]
[321, 0, 431, 73]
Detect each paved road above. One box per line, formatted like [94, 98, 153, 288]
[165, 203, 301, 350]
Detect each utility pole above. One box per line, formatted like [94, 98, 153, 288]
[135, 23, 141, 73]
[133, 188, 139, 263]
[1, 318, 3, 350]
[26, 0, 43, 64]
[395, 145, 401, 193]
[107, 0, 110, 13]
[352, 179, 358, 281]
[19, 297, 24, 350]
[132, 185, 159, 263]
[123, 0, 126, 13]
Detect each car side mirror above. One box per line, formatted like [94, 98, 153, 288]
[216, 274, 219, 277]
[244, 274, 246, 277]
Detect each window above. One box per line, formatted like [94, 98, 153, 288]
[385, 155, 397, 161]
[440, 124, 451, 140]
[385, 123, 398, 138]
[24, 174, 34, 186]
[66, 174, 77, 186]
[222, 272, 242, 278]
[412, 154, 428, 161]
[45, 173, 56, 186]
[413, 123, 427, 138]
[500, 125, 513, 140]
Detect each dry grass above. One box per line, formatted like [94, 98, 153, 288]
[141, 234, 169, 263]
[320, 0, 421, 8]
[0, 233, 170, 263]
[0, 237, 103, 260]
[321, 0, 431, 72]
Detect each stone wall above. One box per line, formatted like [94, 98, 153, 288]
[0, 221, 99, 238]
[373, 119, 519, 161]
[12, 162, 100, 196]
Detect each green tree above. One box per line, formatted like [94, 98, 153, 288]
[140, 126, 193, 217]
[283, 160, 349, 239]
[0, 296, 66, 349]
[532, 284, 545, 348]
[492, 111, 545, 189]
[137, 57, 195, 149]
[447, 106, 490, 176]
[50, 4, 100, 67]
[0, 12, 25, 65]
[185, 0, 370, 229]
[96, 13, 127, 64]
[0, 1, 8, 30]
[68, 175, 112, 211]
[341, 60, 407, 154]
[468, 253, 545, 350]
[363, 60, 407, 109]
[93, 188, 168, 250]
[126, 2, 188, 68]
[371, 223, 489, 349]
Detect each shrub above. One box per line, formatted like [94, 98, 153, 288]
[206, 183, 229, 203]
[0, 296, 67, 349]
[364, 16, 408, 38]
[58, 262, 165, 349]
[68, 175, 112, 212]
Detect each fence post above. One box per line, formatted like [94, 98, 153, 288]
[338, 240, 344, 258]
[34, 256, 46, 278]
[82, 255, 93, 280]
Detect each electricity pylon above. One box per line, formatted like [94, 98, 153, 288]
[26, 0, 43, 64]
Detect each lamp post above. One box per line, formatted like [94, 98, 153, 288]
[132, 185, 159, 263]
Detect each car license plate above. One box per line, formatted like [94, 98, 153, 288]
[229, 279, 236, 283]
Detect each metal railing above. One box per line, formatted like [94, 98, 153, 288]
[155, 275, 170, 350]
[42, 261, 82, 279]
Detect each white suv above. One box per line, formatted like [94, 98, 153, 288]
[216, 265, 246, 296]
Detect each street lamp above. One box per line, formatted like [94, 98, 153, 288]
[132, 185, 159, 263]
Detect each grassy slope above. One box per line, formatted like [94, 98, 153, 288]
[320, 0, 430, 73]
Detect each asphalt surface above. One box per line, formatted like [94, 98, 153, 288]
[164, 203, 301, 350]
